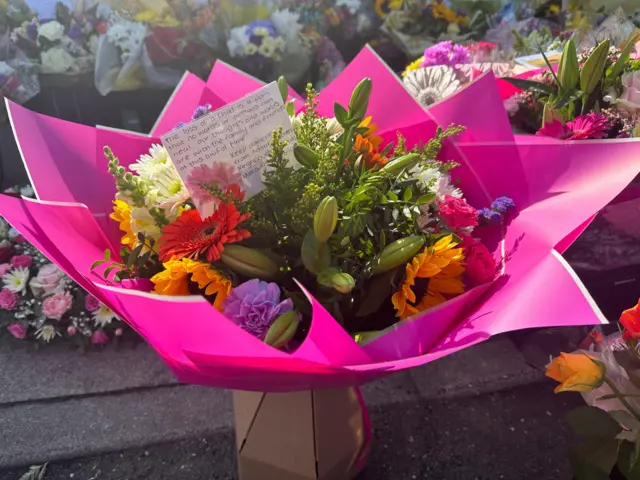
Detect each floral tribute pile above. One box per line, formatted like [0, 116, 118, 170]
[96, 78, 513, 346]
[0, 186, 127, 347]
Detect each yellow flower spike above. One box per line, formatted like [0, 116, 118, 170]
[110, 200, 136, 249]
[546, 353, 606, 393]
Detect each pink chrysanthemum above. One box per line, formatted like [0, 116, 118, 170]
[536, 114, 610, 141]
[186, 162, 243, 206]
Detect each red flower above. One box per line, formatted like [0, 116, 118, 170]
[536, 114, 610, 141]
[621, 300, 640, 340]
[159, 204, 251, 263]
[464, 239, 496, 286]
[96, 22, 107, 34]
[438, 195, 478, 230]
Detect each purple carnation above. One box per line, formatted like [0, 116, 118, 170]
[222, 279, 293, 339]
[421, 41, 471, 67]
[478, 208, 501, 224]
[491, 196, 515, 214]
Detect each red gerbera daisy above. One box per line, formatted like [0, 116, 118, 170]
[159, 204, 251, 263]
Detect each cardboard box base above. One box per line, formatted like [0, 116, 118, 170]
[233, 387, 371, 480]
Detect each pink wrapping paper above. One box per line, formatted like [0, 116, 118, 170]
[2, 49, 638, 391]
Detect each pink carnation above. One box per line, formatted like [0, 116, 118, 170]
[438, 195, 479, 230]
[0, 288, 18, 310]
[42, 290, 73, 320]
[11, 255, 32, 269]
[84, 294, 100, 312]
[67, 326, 77, 336]
[7, 323, 27, 339]
[186, 162, 243, 206]
[0, 263, 12, 277]
[91, 330, 110, 345]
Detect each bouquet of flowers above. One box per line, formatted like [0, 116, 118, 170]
[226, 9, 313, 84]
[545, 299, 640, 480]
[0, 186, 127, 347]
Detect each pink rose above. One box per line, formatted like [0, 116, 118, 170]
[0, 288, 18, 310]
[30, 264, 64, 296]
[0, 263, 12, 277]
[465, 240, 497, 286]
[85, 294, 100, 312]
[438, 195, 478, 230]
[42, 290, 73, 320]
[11, 255, 32, 269]
[67, 326, 77, 336]
[91, 330, 110, 345]
[0, 240, 15, 262]
[619, 71, 640, 111]
[7, 322, 27, 339]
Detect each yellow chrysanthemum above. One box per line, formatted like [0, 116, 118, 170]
[110, 200, 136, 249]
[188, 262, 232, 310]
[150, 258, 232, 309]
[402, 57, 424, 78]
[391, 235, 465, 319]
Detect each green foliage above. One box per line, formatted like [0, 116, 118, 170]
[90, 233, 162, 282]
[19, 464, 48, 480]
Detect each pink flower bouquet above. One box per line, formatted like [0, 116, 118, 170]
[0, 47, 638, 392]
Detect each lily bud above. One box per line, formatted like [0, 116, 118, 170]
[332, 272, 355, 294]
[314, 196, 339, 244]
[294, 144, 320, 169]
[558, 39, 579, 91]
[348, 78, 372, 122]
[373, 235, 425, 274]
[380, 153, 421, 177]
[277, 76, 289, 103]
[317, 267, 340, 288]
[580, 39, 609, 95]
[264, 310, 299, 349]
[220, 245, 279, 280]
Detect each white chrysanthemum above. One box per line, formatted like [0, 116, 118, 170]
[244, 43, 258, 55]
[228, 26, 251, 57]
[41, 47, 77, 74]
[19, 185, 35, 197]
[4, 268, 30, 295]
[258, 41, 276, 58]
[93, 304, 116, 327]
[403, 67, 461, 109]
[153, 165, 190, 214]
[130, 207, 162, 243]
[36, 324, 59, 343]
[38, 21, 65, 43]
[415, 168, 462, 200]
[129, 144, 171, 181]
[271, 10, 302, 40]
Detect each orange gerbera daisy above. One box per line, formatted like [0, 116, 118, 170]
[353, 134, 388, 170]
[392, 235, 466, 319]
[159, 203, 251, 263]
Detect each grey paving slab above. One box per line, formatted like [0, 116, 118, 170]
[0, 383, 580, 480]
[410, 335, 543, 400]
[0, 338, 177, 404]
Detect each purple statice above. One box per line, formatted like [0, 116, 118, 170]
[191, 104, 212, 120]
[67, 23, 84, 42]
[421, 41, 471, 68]
[478, 208, 502, 225]
[491, 196, 515, 214]
[26, 23, 38, 42]
[222, 279, 293, 339]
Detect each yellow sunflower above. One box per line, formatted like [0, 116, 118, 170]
[110, 200, 136, 249]
[188, 261, 232, 310]
[151, 258, 191, 296]
[391, 235, 465, 319]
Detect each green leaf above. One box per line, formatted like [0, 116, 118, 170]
[607, 32, 640, 85]
[104, 249, 111, 261]
[356, 267, 403, 317]
[415, 193, 435, 205]
[127, 244, 144, 268]
[402, 205, 412, 220]
[567, 407, 623, 439]
[539, 46, 562, 89]
[619, 440, 640, 479]
[19, 463, 48, 480]
[501, 77, 554, 95]
[334, 103, 349, 126]
[277, 76, 289, 103]
[403, 188, 412, 202]
[387, 191, 399, 202]
[285, 100, 295, 117]
[103, 265, 116, 280]
[300, 230, 331, 275]
[558, 39, 579, 91]
[569, 439, 618, 480]
[580, 39, 610, 95]
[90, 260, 105, 271]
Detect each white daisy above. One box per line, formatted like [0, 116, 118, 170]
[152, 164, 190, 214]
[227, 26, 250, 57]
[93, 304, 116, 327]
[415, 168, 462, 200]
[4, 268, 30, 294]
[129, 144, 171, 181]
[36, 324, 60, 343]
[403, 67, 461, 109]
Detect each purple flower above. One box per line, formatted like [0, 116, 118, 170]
[67, 23, 84, 41]
[478, 208, 501, 224]
[491, 196, 515, 214]
[26, 23, 38, 42]
[222, 279, 293, 339]
[191, 104, 212, 120]
[421, 41, 471, 67]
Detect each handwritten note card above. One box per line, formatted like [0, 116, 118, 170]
[161, 82, 296, 218]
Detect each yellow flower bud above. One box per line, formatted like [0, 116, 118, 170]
[545, 352, 606, 393]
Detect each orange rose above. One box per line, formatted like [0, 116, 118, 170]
[545, 352, 605, 393]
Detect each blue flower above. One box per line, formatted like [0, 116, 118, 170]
[491, 196, 515, 214]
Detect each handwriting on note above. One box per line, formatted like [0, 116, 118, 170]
[161, 82, 296, 218]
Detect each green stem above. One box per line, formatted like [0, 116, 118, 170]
[604, 378, 640, 424]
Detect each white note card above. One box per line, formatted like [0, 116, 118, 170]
[161, 82, 296, 218]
